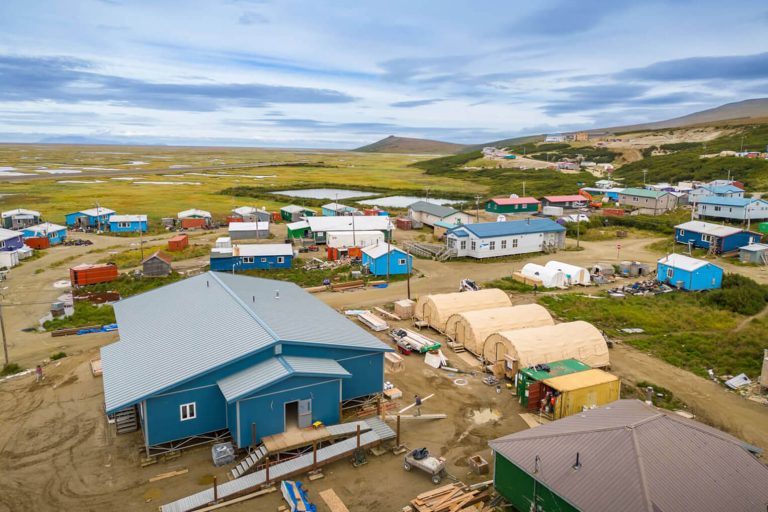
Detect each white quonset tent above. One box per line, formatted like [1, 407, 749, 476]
[414, 289, 512, 333]
[482, 321, 609, 375]
[545, 261, 591, 286]
[444, 304, 555, 356]
[521, 263, 567, 288]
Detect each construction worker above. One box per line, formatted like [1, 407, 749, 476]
[35, 365, 43, 383]
[414, 394, 422, 417]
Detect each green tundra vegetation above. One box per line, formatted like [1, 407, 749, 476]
[540, 275, 768, 379]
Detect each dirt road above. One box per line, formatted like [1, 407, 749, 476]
[610, 343, 768, 449]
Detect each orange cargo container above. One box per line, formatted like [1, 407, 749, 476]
[180, 218, 207, 229]
[25, 237, 50, 250]
[70, 263, 119, 287]
[167, 234, 189, 252]
[271, 212, 281, 222]
[348, 247, 362, 258]
[602, 208, 625, 217]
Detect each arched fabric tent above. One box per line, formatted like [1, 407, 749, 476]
[482, 321, 609, 376]
[444, 304, 555, 356]
[521, 263, 567, 288]
[545, 261, 591, 286]
[414, 288, 512, 333]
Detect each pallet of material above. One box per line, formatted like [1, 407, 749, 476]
[90, 358, 103, 377]
[331, 279, 365, 291]
[51, 325, 102, 337]
[358, 311, 389, 331]
[374, 307, 401, 321]
[318, 488, 350, 512]
[511, 272, 541, 287]
[410, 482, 490, 512]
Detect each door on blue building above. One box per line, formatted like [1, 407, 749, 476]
[284, 399, 312, 431]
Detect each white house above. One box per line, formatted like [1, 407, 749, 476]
[445, 219, 566, 259]
[407, 201, 472, 228]
[696, 197, 768, 221]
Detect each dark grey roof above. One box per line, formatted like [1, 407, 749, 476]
[489, 400, 768, 512]
[408, 200, 460, 218]
[102, 272, 390, 413]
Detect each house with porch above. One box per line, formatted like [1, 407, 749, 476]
[108, 215, 148, 233]
[65, 207, 115, 229]
[101, 272, 392, 453]
[22, 222, 68, 246]
[407, 201, 472, 228]
[696, 196, 768, 222]
[617, 188, 678, 215]
[674, 221, 759, 253]
[1, 208, 41, 229]
[445, 219, 566, 259]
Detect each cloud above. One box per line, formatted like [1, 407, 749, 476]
[510, 0, 628, 35]
[0, 54, 355, 111]
[389, 99, 442, 108]
[619, 52, 768, 81]
[238, 11, 268, 25]
[543, 83, 649, 115]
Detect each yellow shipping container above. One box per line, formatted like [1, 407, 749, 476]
[542, 369, 620, 419]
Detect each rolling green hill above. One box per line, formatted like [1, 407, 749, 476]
[354, 135, 467, 154]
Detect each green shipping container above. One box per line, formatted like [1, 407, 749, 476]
[493, 453, 579, 512]
[517, 359, 591, 409]
[759, 222, 768, 234]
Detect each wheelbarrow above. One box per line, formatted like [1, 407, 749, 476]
[403, 448, 447, 485]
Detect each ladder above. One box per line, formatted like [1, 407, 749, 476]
[114, 406, 139, 434]
[230, 445, 268, 479]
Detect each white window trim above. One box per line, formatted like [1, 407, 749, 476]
[260, 257, 267, 262]
[398, 258, 406, 265]
[277, 256, 285, 264]
[180, 402, 196, 421]
[117, 222, 131, 228]
[242, 256, 254, 264]
[666, 268, 674, 279]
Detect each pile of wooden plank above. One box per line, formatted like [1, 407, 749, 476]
[409, 482, 492, 512]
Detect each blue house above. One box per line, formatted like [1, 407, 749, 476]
[22, 222, 68, 245]
[657, 253, 723, 291]
[0, 228, 24, 252]
[108, 214, 148, 233]
[361, 244, 412, 276]
[321, 202, 357, 217]
[101, 272, 392, 452]
[65, 207, 115, 229]
[210, 243, 294, 272]
[675, 221, 760, 254]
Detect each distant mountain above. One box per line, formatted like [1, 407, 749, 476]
[354, 135, 467, 154]
[39, 135, 127, 145]
[607, 98, 768, 133]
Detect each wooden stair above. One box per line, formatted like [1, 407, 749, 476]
[114, 406, 139, 434]
[230, 445, 268, 479]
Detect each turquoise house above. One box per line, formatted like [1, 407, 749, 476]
[361, 244, 412, 276]
[65, 207, 115, 228]
[22, 222, 68, 245]
[108, 214, 148, 233]
[656, 253, 723, 290]
[101, 272, 392, 453]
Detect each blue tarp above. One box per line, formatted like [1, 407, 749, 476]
[77, 323, 118, 335]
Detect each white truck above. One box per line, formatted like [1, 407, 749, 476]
[542, 205, 564, 217]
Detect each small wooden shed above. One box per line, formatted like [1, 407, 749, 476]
[142, 251, 173, 277]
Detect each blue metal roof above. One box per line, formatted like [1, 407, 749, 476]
[217, 356, 350, 403]
[709, 185, 743, 194]
[697, 196, 761, 207]
[447, 218, 565, 238]
[101, 272, 390, 413]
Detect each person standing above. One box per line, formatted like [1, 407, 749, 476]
[35, 365, 43, 383]
[414, 394, 422, 417]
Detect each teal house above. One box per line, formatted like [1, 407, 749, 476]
[361, 244, 412, 276]
[65, 207, 115, 229]
[485, 197, 540, 214]
[101, 272, 392, 453]
[22, 222, 68, 245]
[108, 214, 148, 233]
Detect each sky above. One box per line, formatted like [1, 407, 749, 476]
[0, 0, 767, 148]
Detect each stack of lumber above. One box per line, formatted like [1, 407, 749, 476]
[331, 279, 365, 291]
[409, 482, 491, 512]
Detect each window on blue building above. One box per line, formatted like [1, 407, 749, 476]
[277, 257, 285, 264]
[180, 402, 196, 421]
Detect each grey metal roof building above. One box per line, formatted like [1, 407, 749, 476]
[101, 272, 391, 451]
[489, 399, 768, 512]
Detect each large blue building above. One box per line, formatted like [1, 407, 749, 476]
[65, 207, 115, 228]
[22, 222, 68, 245]
[101, 272, 391, 452]
[209, 243, 294, 272]
[657, 253, 723, 291]
[108, 214, 148, 233]
[675, 221, 760, 254]
[361, 244, 412, 276]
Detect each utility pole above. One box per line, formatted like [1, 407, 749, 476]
[0, 303, 8, 367]
[474, 195, 481, 223]
[642, 169, 648, 186]
[522, 181, 526, 196]
[406, 248, 411, 300]
[576, 218, 581, 249]
[386, 228, 391, 282]
[740, 135, 745, 153]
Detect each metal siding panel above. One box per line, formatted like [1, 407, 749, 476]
[146, 386, 226, 446]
